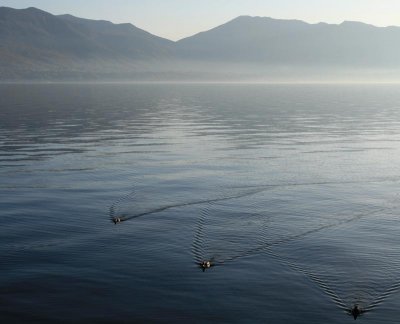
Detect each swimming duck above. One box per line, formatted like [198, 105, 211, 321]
[349, 305, 363, 320]
[200, 260, 212, 271]
[112, 217, 122, 224]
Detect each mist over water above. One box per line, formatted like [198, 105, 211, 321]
[1, 83, 400, 323]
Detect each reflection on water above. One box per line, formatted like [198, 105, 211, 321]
[2, 83, 400, 323]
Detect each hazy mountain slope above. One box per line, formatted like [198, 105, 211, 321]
[0, 7, 174, 79]
[176, 16, 400, 67]
[2, 8, 400, 80]
[57, 14, 173, 59]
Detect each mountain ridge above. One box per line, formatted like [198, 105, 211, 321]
[2, 7, 400, 81]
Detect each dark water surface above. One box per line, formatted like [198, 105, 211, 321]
[1, 83, 400, 323]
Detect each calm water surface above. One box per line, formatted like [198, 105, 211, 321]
[1, 83, 400, 323]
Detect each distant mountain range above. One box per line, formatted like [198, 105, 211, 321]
[1, 6, 400, 81]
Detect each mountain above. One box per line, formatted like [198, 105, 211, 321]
[1, 7, 400, 81]
[176, 15, 400, 67]
[0, 7, 174, 79]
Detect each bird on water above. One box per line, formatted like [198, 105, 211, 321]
[349, 305, 364, 320]
[200, 260, 212, 272]
[112, 217, 122, 224]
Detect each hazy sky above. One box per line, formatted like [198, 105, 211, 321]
[2, 0, 400, 40]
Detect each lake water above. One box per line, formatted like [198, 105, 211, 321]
[1, 83, 400, 323]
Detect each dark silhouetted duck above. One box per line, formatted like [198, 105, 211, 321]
[200, 260, 212, 271]
[112, 217, 122, 224]
[349, 305, 364, 320]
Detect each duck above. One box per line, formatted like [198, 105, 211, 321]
[112, 217, 122, 224]
[200, 260, 212, 271]
[349, 305, 363, 320]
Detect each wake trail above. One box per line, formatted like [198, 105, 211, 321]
[110, 175, 400, 224]
[109, 187, 267, 224]
[201, 206, 386, 265]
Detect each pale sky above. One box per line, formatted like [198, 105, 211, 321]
[2, 0, 400, 40]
